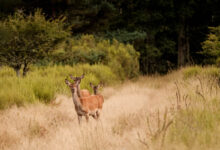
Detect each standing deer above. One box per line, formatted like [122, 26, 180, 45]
[65, 79, 102, 124]
[90, 82, 104, 119]
[70, 74, 90, 97]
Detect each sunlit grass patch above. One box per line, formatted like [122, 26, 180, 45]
[182, 65, 220, 79]
[0, 64, 119, 109]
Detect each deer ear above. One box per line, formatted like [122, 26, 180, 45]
[70, 75, 76, 80]
[90, 82, 93, 88]
[65, 79, 71, 86]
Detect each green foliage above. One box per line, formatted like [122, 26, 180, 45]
[52, 35, 140, 79]
[0, 9, 70, 76]
[0, 74, 37, 109]
[0, 64, 119, 109]
[104, 30, 147, 43]
[183, 66, 220, 79]
[182, 66, 202, 79]
[62, 0, 116, 33]
[202, 26, 220, 65]
[0, 0, 220, 74]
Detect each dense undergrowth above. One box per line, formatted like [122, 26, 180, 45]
[52, 35, 140, 79]
[0, 64, 118, 109]
[0, 34, 140, 109]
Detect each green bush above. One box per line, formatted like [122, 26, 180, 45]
[201, 26, 220, 65]
[0, 64, 119, 109]
[52, 35, 140, 79]
[182, 66, 202, 79]
[183, 66, 220, 79]
[0, 75, 37, 109]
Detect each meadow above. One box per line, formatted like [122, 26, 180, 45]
[1, 66, 220, 150]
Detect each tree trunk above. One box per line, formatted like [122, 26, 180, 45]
[15, 69, 20, 77]
[178, 17, 190, 67]
[22, 62, 29, 77]
[13, 65, 21, 77]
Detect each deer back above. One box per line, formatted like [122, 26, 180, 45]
[80, 89, 90, 97]
[96, 94, 104, 109]
[79, 95, 100, 113]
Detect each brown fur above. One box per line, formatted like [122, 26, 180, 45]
[80, 90, 90, 97]
[90, 83, 104, 110]
[79, 95, 100, 113]
[65, 79, 103, 124]
[96, 95, 104, 109]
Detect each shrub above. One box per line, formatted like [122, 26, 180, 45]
[0, 75, 37, 109]
[183, 66, 220, 79]
[52, 35, 140, 79]
[201, 26, 220, 65]
[0, 64, 119, 109]
[182, 66, 202, 79]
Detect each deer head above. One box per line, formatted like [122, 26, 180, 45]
[90, 82, 103, 95]
[65, 79, 77, 92]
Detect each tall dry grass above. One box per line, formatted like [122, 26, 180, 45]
[0, 66, 220, 150]
[0, 74, 171, 150]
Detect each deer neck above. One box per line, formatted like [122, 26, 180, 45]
[94, 88, 98, 95]
[76, 84, 82, 98]
[94, 90, 98, 95]
[71, 87, 82, 110]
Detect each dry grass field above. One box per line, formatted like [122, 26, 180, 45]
[1, 67, 220, 150]
[0, 75, 174, 150]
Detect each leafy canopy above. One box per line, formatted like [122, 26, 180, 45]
[202, 26, 220, 65]
[0, 9, 70, 76]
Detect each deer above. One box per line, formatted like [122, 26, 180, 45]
[70, 74, 90, 97]
[65, 79, 102, 124]
[90, 82, 104, 119]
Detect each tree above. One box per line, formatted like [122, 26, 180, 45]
[1, 0, 220, 74]
[201, 26, 220, 65]
[0, 9, 70, 77]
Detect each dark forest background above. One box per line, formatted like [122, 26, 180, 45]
[1, 0, 220, 75]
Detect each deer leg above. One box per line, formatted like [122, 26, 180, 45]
[91, 114, 97, 119]
[78, 115, 82, 124]
[85, 114, 89, 122]
[96, 110, 100, 119]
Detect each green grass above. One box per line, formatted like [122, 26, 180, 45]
[0, 64, 119, 109]
[183, 65, 220, 79]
